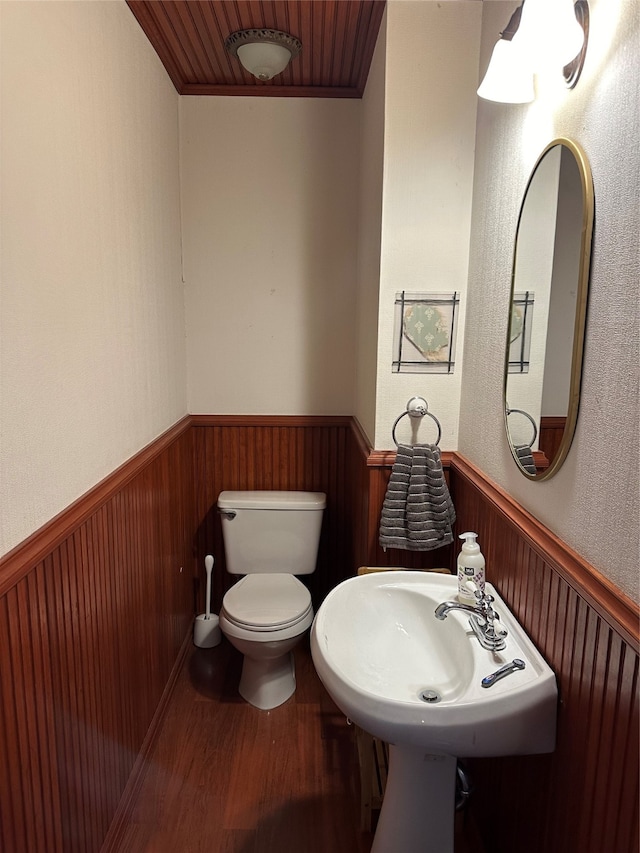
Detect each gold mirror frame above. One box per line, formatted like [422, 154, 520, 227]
[504, 138, 594, 481]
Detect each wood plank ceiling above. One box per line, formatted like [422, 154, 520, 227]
[126, 1, 386, 98]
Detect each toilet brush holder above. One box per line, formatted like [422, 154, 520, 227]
[194, 612, 221, 648]
[194, 554, 222, 648]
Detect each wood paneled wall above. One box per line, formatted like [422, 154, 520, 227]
[1, 417, 637, 853]
[539, 416, 567, 466]
[448, 455, 639, 853]
[191, 416, 358, 611]
[0, 419, 194, 853]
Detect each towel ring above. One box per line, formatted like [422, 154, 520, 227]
[392, 396, 442, 447]
[506, 406, 538, 446]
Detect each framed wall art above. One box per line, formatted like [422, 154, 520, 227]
[392, 291, 460, 374]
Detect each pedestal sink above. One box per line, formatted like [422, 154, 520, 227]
[310, 571, 557, 853]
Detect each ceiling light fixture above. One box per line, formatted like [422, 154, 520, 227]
[225, 29, 302, 82]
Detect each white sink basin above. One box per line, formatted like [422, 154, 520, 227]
[311, 571, 557, 757]
[310, 571, 558, 853]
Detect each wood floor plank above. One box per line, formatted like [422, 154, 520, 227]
[111, 639, 374, 852]
[111, 637, 480, 853]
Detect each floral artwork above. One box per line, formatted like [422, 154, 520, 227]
[403, 303, 451, 361]
[392, 292, 459, 373]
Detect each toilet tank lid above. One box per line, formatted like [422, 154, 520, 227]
[217, 490, 326, 510]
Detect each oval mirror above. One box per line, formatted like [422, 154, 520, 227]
[504, 138, 594, 480]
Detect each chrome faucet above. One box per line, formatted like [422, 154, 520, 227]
[435, 588, 508, 651]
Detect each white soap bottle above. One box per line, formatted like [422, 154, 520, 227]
[457, 532, 485, 604]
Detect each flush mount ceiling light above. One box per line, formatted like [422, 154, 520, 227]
[225, 29, 302, 81]
[478, 0, 589, 103]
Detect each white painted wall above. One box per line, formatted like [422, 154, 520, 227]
[3, 0, 636, 604]
[0, 1, 185, 556]
[374, 0, 482, 450]
[460, 0, 640, 600]
[354, 10, 387, 444]
[505, 145, 560, 447]
[542, 149, 584, 417]
[181, 97, 360, 415]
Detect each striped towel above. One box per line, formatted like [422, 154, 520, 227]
[379, 444, 456, 551]
[515, 444, 537, 475]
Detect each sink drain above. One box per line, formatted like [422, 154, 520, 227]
[419, 689, 441, 703]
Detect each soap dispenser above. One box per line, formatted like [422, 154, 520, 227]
[457, 532, 485, 605]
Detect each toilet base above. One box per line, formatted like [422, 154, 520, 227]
[239, 651, 296, 710]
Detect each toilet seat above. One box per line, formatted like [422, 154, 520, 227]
[222, 574, 313, 633]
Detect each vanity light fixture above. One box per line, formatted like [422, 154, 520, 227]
[477, 4, 535, 104]
[563, 0, 590, 89]
[518, 0, 586, 69]
[224, 28, 302, 81]
[478, 0, 589, 103]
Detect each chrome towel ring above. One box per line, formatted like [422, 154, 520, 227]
[391, 396, 442, 447]
[506, 406, 538, 446]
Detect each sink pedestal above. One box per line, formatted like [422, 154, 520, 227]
[372, 746, 457, 853]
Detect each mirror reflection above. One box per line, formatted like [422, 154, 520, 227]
[504, 138, 594, 480]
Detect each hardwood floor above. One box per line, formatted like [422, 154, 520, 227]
[110, 638, 481, 853]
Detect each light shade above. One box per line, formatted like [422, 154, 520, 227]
[225, 29, 302, 81]
[477, 36, 535, 104]
[518, 0, 585, 69]
[477, 0, 588, 103]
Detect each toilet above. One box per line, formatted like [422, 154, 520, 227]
[217, 489, 326, 710]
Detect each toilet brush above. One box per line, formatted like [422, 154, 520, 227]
[193, 554, 222, 648]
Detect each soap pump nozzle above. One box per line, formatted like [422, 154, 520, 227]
[459, 531, 480, 551]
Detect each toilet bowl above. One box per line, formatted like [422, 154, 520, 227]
[217, 489, 325, 710]
[220, 574, 314, 709]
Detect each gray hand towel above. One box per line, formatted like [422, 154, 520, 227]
[379, 443, 456, 551]
[515, 444, 537, 475]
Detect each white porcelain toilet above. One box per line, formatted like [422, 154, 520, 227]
[217, 490, 326, 710]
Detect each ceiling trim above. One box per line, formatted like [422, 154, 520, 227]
[180, 83, 361, 98]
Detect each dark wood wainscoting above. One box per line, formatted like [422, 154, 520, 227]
[191, 415, 359, 611]
[2, 418, 637, 853]
[539, 415, 567, 465]
[0, 419, 194, 853]
[449, 455, 639, 853]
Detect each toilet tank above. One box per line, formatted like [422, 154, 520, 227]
[217, 490, 326, 575]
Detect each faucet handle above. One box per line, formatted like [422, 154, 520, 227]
[464, 580, 484, 601]
[466, 582, 493, 610]
[491, 610, 508, 637]
[481, 594, 496, 618]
